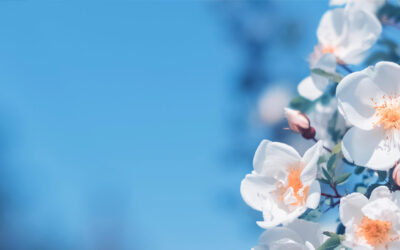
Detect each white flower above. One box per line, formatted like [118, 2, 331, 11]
[253, 219, 323, 250]
[330, 0, 385, 14]
[298, 53, 336, 101]
[336, 61, 400, 170]
[299, 6, 382, 101]
[340, 186, 400, 249]
[241, 140, 323, 228]
[316, 7, 381, 65]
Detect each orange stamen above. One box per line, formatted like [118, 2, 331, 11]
[357, 217, 392, 247]
[279, 166, 309, 205]
[373, 95, 400, 130]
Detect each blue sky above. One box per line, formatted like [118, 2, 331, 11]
[0, 1, 331, 250]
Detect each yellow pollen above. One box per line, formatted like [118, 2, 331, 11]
[322, 46, 335, 54]
[357, 217, 392, 247]
[372, 95, 400, 130]
[279, 167, 309, 205]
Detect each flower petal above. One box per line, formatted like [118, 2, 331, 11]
[257, 205, 306, 229]
[301, 141, 323, 185]
[298, 76, 325, 101]
[361, 198, 399, 221]
[317, 9, 347, 48]
[253, 140, 301, 176]
[369, 61, 400, 96]
[340, 192, 368, 226]
[258, 227, 303, 246]
[337, 9, 381, 64]
[369, 185, 391, 201]
[286, 219, 323, 248]
[305, 181, 321, 209]
[341, 127, 400, 170]
[336, 67, 382, 130]
[240, 173, 276, 211]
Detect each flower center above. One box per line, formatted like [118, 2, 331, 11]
[357, 217, 392, 247]
[322, 45, 335, 54]
[279, 167, 309, 205]
[372, 95, 400, 130]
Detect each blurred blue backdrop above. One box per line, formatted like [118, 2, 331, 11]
[0, 1, 330, 249]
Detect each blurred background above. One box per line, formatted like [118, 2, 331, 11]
[0, 1, 347, 249]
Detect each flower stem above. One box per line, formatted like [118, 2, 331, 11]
[321, 192, 341, 199]
[339, 64, 353, 74]
[312, 137, 332, 153]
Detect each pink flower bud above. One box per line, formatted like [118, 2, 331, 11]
[284, 108, 315, 139]
[284, 108, 311, 133]
[393, 164, 400, 186]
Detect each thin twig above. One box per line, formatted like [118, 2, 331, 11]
[312, 137, 332, 153]
[339, 64, 353, 74]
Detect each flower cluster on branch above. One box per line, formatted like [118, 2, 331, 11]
[240, 1, 400, 249]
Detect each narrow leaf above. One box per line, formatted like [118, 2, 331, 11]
[335, 172, 351, 185]
[311, 68, 343, 83]
[317, 236, 341, 250]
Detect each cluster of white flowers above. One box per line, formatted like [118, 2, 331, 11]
[240, 1, 400, 249]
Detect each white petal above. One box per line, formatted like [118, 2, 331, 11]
[369, 185, 391, 201]
[257, 206, 306, 229]
[298, 76, 325, 101]
[369, 61, 400, 96]
[339, 192, 368, 226]
[240, 173, 276, 211]
[336, 67, 382, 130]
[362, 198, 399, 221]
[253, 140, 301, 176]
[269, 240, 308, 250]
[286, 219, 323, 248]
[341, 127, 400, 170]
[305, 181, 321, 209]
[336, 9, 381, 64]
[388, 241, 400, 250]
[301, 141, 323, 185]
[258, 227, 303, 246]
[317, 9, 346, 48]
[311, 53, 337, 73]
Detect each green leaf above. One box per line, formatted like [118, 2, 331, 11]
[312, 68, 343, 83]
[318, 178, 330, 185]
[377, 170, 387, 182]
[299, 209, 322, 222]
[317, 236, 341, 250]
[323, 232, 345, 241]
[318, 155, 328, 165]
[289, 96, 313, 113]
[331, 141, 342, 155]
[355, 185, 367, 195]
[322, 167, 332, 182]
[335, 172, 351, 185]
[327, 154, 337, 175]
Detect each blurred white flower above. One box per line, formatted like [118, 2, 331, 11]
[252, 219, 323, 250]
[258, 86, 292, 124]
[315, 7, 381, 65]
[340, 186, 400, 249]
[298, 53, 336, 101]
[241, 140, 323, 228]
[337, 61, 400, 170]
[330, 0, 385, 14]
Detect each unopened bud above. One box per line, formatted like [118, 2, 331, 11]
[284, 108, 316, 140]
[393, 164, 400, 187]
